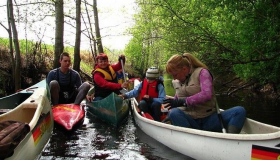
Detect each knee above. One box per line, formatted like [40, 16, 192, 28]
[236, 106, 246, 117]
[168, 108, 180, 118]
[82, 82, 91, 90]
[49, 80, 59, 90]
[151, 101, 161, 108]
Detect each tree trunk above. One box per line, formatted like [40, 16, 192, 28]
[93, 0, 103, 53]
[84, 1, 97, 59]
[7, 0, 21, 91]
[5, 1, 15, 86]
[73, 0, 81, 72]
[54, 0, 64, 68]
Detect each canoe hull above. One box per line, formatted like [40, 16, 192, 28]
[131, 79, 280, 160]
[52, 104, 85, 131]
[86, 93, 129, 126]
[0, 82, 54, 160]
[132, 99, 280, 160]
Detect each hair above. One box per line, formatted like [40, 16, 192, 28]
[96, 53, 108, 61]
[60, 52, 70, 60]
[166, 53, 208, 74]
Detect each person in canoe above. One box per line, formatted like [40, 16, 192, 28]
[163, 53, 246, 133]
[119, 67, 166, 122]
[47, 52, 90, 105]
[92, 53, 129, 101]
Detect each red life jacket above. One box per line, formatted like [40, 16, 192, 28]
[139, 79, 159, 100]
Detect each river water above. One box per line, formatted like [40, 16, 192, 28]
[39, 76, 280, 160]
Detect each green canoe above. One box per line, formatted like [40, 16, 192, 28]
[86, 92, 130, 126]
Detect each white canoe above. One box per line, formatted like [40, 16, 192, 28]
[131, 80, 280, 160]
[0, 85, 54, 160]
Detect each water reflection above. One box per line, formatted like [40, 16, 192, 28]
[40, 110, 192, 160]
[40, 75, 280, 159]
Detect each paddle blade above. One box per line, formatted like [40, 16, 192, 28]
[141, 111, 154, 120]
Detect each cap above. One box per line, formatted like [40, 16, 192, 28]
[96, 53, 108, 61]
[146, 67, 159, 80]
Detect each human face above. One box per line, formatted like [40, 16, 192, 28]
[97, 59, 109, 69]
[59, 56, 71, 70]
[168, 66, 189, 83]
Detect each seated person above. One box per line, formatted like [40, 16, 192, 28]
[119, 67, 166, 122]
[47, 52, 90, 105]
[92, 53, 128, 101]
[163, 53, 246, 133]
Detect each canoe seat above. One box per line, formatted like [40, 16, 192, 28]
[0, 120, 30, 159]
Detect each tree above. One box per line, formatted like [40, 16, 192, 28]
[93, 0, 103, 54]
[54, 0, 64, 68]
[7, 0, 21, 91]
[73, 0, 81, 71]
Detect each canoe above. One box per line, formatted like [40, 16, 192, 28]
[0, 80, 54, 160]
[131, 79, 280, 160]
[52, 103, 85, 131]
[86, 92, 130, 126]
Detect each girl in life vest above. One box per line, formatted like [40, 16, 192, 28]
[92, 53, 129, 101]
[119, 67, 166, 121]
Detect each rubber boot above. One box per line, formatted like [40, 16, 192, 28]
[227, 125, 241, 134]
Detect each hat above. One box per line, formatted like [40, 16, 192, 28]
[96, 53, 108, 61]
[146, 67, 159, 80]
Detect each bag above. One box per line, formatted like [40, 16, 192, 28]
[0, 120, 30, 159]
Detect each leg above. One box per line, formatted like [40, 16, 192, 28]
[221, 106, 246, 133]
[168, 108, 199, 128]
[150, 101, 161, 122]
[74, 82, 90, 105]
[138, 100, 149, 113]
[49, 80, 60, 105]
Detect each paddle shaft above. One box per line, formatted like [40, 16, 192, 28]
[216, 102, 227, 133]
[120, 59, 126, 82]
[119, 58, 128, 94]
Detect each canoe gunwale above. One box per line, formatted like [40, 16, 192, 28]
[131, 98, 280, 141]
[87, 92, 130, 126]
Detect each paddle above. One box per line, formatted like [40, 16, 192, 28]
[120, 58, 128, 94]
[216, 102, 227, 133]
[133, 98, 154, 120]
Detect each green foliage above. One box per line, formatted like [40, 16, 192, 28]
[126, 0, 280, 89]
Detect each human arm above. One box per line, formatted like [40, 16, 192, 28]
[94, 72, 123, 90]
[121, 82, 142, 99]
[46, 70, 55, 85]
[111, 55, 126, 72]
[71, 69, 82, 87]
[185, 69, 213, 106]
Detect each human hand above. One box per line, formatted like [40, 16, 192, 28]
[163, 98, 186, 109]
[143, 95, 153, 103]
[86, 94, 95, 102]
[121, 82, 129, 89]
[118, 94, 127, 100]
[118, 54, 125, 62]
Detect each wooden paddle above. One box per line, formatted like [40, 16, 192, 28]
[133, 98, 154, 120]
[216, 102, 227, 133]
[120, 58, 128, 94]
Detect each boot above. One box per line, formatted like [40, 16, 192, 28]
[227, 125, 241, 134]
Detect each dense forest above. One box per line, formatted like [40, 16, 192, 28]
[124, 0, 280, 98]
[0, 0, 279, 100]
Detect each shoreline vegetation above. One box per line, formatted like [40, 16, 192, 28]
[0, 38, 279, 103]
